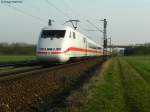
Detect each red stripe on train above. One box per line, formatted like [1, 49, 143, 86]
[37, 47, 101, 54]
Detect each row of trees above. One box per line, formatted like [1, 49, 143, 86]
[124, 43, 150, 56]
[0, 43, 36, 55]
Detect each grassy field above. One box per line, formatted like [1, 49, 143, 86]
[64, 56, 150, 112]
[0, 55, 36, 63]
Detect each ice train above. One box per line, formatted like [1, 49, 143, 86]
[36, 25, 106, 62]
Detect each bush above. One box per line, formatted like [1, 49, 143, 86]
[0, 43, 36, 55]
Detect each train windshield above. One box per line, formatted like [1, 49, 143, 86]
[41, 30, 66, 38]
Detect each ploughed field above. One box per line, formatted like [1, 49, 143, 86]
[62, 56, 150, 112]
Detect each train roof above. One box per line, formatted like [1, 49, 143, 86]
[42, 25, 72, 30]
[42, 25, 103, 48]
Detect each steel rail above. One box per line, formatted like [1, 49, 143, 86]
[0, 58, 103, 81]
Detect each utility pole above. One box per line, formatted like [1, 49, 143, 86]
[86, 20, 103, 33]
[100, 19, 107, 56]
[108, 37, 111, 54]
[86, 19, 109, 57]
[65, 20, 80, 30]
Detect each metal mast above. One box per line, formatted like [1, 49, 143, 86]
[101, 19, 108, 56]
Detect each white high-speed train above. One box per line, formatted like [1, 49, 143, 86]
[36, 25, 104, 62]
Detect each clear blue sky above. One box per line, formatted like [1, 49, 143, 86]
[0, 0, 150, 45]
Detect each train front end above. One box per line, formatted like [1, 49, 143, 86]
[36, 26, 69, 62]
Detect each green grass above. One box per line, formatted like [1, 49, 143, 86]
[80, 58, 127, 112]
[0, 55, 36, 63]
[64, 57, 150, 112]
[64, 58, 127, 112]
[119, 58, 150, 112]
[125, 56, 150, 84]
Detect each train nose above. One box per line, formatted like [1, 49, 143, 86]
[36, 51, 69, 62]
[36, 37, 69, 62]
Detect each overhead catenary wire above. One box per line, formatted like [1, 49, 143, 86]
[45, 0, 88, 30]
[61, 0, 80, 18]
[87, 20, 103, 33]
[62, 0, 96, 30]
[59, 0, 101, 41]
[7, 4, 46, 23]
[45, 0, 71, 19]
[62, 1, 99, 33]
[45, 0, 103, 43]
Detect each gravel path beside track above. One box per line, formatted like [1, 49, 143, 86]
[0, 58, 104, 112]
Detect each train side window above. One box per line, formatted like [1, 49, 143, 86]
[73, 32, 76, 39]
[98, 47, 101, 49]
[69, 32, 71, 38]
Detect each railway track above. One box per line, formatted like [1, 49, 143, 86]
[0, 57, 105, 112]
[0, 63, 60, 81]
[0, 58, 103, 81]
[0, 66, 42, 78]
[0, 61, 40, 68]
[0, 61, 43, 77]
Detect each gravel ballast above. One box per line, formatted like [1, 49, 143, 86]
[0, 59, 103, 112]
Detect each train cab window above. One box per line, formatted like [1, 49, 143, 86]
[88, 42, 97, 49]
[41, 30, 66, 38]
[73, 32, 76, 39]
